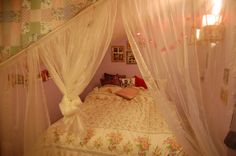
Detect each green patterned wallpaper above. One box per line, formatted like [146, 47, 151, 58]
[0, 0, 98, 63]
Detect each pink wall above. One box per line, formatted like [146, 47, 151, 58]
[80, 39, 141, 100]
[43, 79, 63, 123]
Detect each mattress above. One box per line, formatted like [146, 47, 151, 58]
[34, 85, 186, 156]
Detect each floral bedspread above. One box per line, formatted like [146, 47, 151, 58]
[36, 86, 186, 156]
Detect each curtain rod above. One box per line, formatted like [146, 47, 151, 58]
[0, 0, 105, 68]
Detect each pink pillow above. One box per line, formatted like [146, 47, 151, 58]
[135, 76, 148, 89]
[115, 87, 139, 100]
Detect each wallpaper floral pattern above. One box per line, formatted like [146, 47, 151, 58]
[0, 0, 98, 63]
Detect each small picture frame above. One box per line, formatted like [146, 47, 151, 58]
[41, 69, 51, 82]
[120, 78, 135, 87]
[126, 51, 136, 64]
[17, 74, 25, 84]
[8, 74, 26, 87]
[111, 46, 125, 62]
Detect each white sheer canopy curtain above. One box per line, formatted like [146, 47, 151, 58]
[0, 51, 50, 156]
[39, 0, 117, 135]
[122, 0, 235, 155]
[0, 0, 117, 155]
[0, 55, 28, 156]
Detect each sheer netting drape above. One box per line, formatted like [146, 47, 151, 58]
[37, 0, 117, 135]
[0, 0, 116, 155]
[122, 0, 236, 155]
[0, 52, 50, 156]
[0, 55, 28, 156]
[201, 0, 236, 155]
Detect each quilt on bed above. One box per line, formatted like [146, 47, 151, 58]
[35, 86, 186, 156]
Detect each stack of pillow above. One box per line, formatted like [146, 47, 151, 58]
[100, 73, 126, 86]
[100, 73, 148, 100]
[100, 73, 147, 89]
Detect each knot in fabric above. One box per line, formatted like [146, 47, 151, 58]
[59, 95, 82, 117]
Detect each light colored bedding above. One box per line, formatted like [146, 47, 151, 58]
[35, 85, 186, 156]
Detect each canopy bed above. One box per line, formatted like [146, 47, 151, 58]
[0, 0, 236, 156]
[34, 85, 185, 156]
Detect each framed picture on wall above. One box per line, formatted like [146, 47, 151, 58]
[126, 51, 136, 64]
[111, 46, 125, 62]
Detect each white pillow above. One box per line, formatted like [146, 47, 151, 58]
[120, 77, 135, 87]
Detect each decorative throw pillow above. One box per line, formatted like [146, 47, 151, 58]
[120, 78, 135, 87]
[104, 73, 126, 80]
[102, 73, 126, 86]
[115, 87, 139, 100]
[100, 78, 121, 86]
[134, 76, 148, 89]
[104, 73, 115, 80]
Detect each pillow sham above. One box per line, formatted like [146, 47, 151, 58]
[134, 76, 148, 89]
[101, 73, 126, 86]
[120, 77, 135, 88]
[104, 73, 115, 80]
[104, 73, 126, 81]
[115, 87, 139, 100]
[100, 78, 120, 86]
